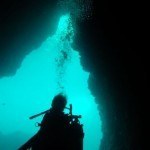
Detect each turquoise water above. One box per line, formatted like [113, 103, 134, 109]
[0, 14, 102, 150]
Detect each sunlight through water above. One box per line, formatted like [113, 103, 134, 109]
[0, 14, 103, 150]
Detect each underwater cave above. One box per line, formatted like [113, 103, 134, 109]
[0, 13, 103, 150]
[0, 0, 146, 150]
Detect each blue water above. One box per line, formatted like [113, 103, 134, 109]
[0, 14, 103, 150]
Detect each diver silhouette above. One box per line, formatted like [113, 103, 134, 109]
[18, 94, 84, 150]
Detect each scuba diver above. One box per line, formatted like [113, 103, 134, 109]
[19, 94, 84, 150]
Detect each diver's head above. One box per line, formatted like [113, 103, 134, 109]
[51, 94, 67, 112]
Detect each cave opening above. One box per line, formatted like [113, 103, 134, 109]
[0, 14, 103, 150]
